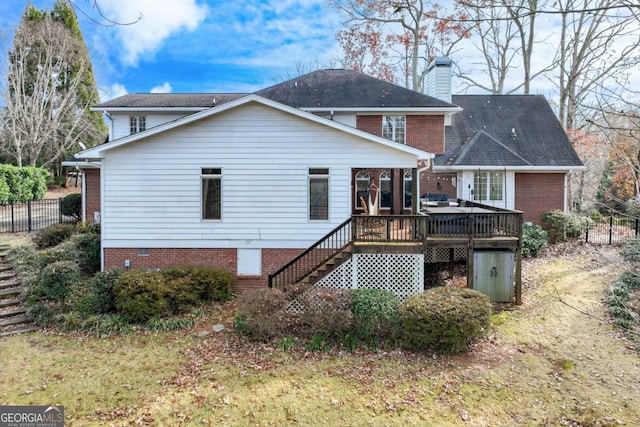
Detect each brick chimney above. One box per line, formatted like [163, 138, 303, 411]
[426, 57, 452, 103]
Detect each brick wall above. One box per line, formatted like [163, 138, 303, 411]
[104, 247, 303, 294]
[407, 115, 445, 154]
[355, 115, 445, 155]
[418, 169, 457, 198]
[515, 173, 566, 224]
[83, 168, 101, 223]
[356, 115, 382, 136]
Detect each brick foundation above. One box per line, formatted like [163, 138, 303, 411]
[104, 247, 303, 294]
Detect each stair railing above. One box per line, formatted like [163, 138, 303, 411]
[268, 218, 352, 288]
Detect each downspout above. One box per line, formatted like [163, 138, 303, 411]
[416, 158, 432, 212]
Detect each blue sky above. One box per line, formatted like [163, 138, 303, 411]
[0, 0, 344, 101]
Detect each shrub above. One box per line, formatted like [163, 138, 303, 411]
[298, 287, 353, 340]
[522, 224, 548, 258]
[76, 221, 101, 235]
[620, 237, 640, 265]
[165, 275, 201, 313]
[541, 210, 593, 244]
[60, 193, 82, 219]
[33, 223, 76, 249]
[0, 164, 48, 203]
[73, 233, 101, 275]
[399, 287, 492, 354]
[235, 287, 290, 341]
[113, 269, 171, 323]
[28, 303, 57, 327]
[350, 288, 401, 347]
[162, 265, 233, 304]
[32, 239, 79, 269]
[83, 268, 122, 315]
[36, 260, 81, 303]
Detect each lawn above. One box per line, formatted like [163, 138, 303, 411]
[1, 244, 639, 426]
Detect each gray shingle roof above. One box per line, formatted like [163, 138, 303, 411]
[256, 69, 457, 109]
[437, 95, 583, 168]
[96, 69, 458, 110]
[95, 93, 246, 108]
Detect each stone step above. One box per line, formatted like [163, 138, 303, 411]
[0, 265, 11, 272]
[0, 313, 30, 328]
[0, 306, 27, 319]
[0, 272, 16, 280]
[0, 280, 21, 290]
[0, 298, 22, 308]
[0, 287, 23, 298]
[0, 324, 38, 338]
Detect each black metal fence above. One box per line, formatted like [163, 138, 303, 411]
[0, 199, 77, 233]
[583, 215, 639, 245]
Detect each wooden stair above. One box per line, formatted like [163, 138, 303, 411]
[299, 247, 352, 285]
[0, 245, 37, 337]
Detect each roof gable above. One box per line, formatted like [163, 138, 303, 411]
[77, 94, 433, 160]
[452, 130, 532, 167]
[437, 95, 583, 169]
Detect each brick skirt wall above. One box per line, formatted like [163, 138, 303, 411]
[515, 173, 566, 224]
[104, 247, 303, 294]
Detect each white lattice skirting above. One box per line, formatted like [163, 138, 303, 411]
[315, 253, 424, 300]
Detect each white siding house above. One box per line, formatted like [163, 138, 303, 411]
[77, 95, 433, 288]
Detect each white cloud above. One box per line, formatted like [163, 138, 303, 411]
[150, 82, 173, 93]
[99, 83, 128, 102]
[99, 0, 209, 65]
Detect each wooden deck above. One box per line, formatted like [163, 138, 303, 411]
[270, 201, 523, 304]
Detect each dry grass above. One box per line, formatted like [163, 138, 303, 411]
[1, 245, 639, 426]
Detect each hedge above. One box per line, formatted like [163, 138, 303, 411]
[0, 165, 49, 204]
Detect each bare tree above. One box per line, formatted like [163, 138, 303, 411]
[0, 14, 97, 167]
[555, 0, 640, 130]
[331, 0, 472, 91]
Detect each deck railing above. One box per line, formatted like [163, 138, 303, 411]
[352, 212, 522, 242]
[269, 208, 523, 288]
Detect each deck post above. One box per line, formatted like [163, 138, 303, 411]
[467, 244, 474, 289]
[515, 218, 523, 305]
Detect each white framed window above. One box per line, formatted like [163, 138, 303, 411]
[355, 171, 371, 211]
[474, 171, 504, 202]
[380, 171, 392, 209]
[201, 168, 222, 220]
[130, 116, 146, 134]
[309, 168, 329, 221]
[382, 115, 406, 144]
[403, 170, 412, 210]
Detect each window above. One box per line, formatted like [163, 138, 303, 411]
[473, 171, 503, 202]
[355, 171, 370, 210]
[201, 168, 221, 220]
[130, 116, 146, 134]
[380, 171, 392, 209]
[309, 168, 329, 221]
[403, 170, 412, 210]
[382, 115, 406, 144]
